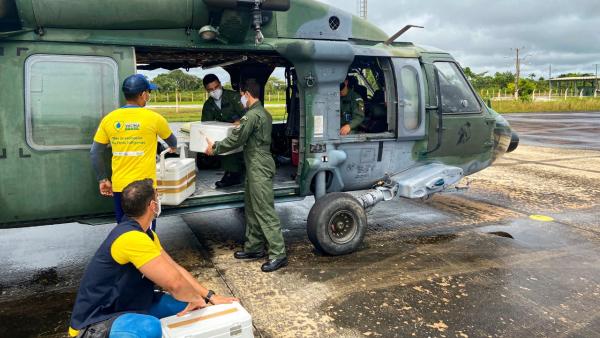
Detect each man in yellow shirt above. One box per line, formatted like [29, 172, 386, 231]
[69, 179, 238, 337]
[90, 74, 177, 230]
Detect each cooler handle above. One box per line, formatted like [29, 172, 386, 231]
[178, 143, 187, 160]
[159, 144, 188, 178]
[159, 148, 170, 179]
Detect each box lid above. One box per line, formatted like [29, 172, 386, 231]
[161, 302, 252, 337]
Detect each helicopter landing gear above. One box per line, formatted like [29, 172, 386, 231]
[307, 192, 367, 255]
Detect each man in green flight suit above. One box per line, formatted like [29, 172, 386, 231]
[339, 76, 365, 136]
[205, 79, 287, 273]
[202, 74, 245, 188]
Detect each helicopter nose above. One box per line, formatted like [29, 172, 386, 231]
[507, 132, 519, 153]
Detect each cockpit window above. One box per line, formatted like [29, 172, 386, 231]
[434, 62, 481, 114]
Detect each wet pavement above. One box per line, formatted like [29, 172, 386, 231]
[505, 112, 600, 150]
[1, 112, 600, 337]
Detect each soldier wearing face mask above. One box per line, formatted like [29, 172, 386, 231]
[201, 74, 245, 188]
[205, 79, 288, 273]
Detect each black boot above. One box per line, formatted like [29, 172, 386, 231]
[234, 251, 266, 259]
[215, 172, 231, 188]
[215, 171, 242, 188]
[228, 172, 243, 185]
[261, 257, 288, 272]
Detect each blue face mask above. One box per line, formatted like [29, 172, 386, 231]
[240, 95, 248, 108]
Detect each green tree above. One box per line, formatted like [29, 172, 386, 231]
[153, 70, 202, 91]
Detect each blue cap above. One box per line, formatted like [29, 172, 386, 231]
[122, 74, 158, 95]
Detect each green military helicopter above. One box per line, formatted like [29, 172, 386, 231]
[0, 0, 518, 255]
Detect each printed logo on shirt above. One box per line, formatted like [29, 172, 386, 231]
[114, 121, 124, 132]
[125, 122, 141, 131]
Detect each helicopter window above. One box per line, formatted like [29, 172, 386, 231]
[25, 54, 119, 151]
[434, 62, 481, 114]
[400, 67, 420, 130]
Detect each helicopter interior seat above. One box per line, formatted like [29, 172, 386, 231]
[363, 89, 388, 133]
[354, 84, 368, 102]
[348, 76, 368, 102]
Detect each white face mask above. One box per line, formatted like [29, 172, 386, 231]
[153, 198, 162, 218]
[240, 95, 248, 108]
[210, 88, 223, 100]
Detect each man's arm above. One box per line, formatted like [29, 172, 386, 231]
[161, 250, 209, 298]
[201, 102, 214, 122]
[90, 141, 113, 196]
[212, 113, 257, 155]
[161, 250, 238, 307]
[349, 98, 365, 130]
[164, 133, 177, 152]
[90, 142, 108, 181]
[139, 253, 205, 304]
[156, 114, 178, 152]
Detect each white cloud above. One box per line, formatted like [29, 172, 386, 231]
[144, 1, 600, 80]
[321, 0, 600, 76]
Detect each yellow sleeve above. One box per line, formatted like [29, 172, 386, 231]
[155, 113, 173, 140]
[110, 231, 162, 268]
[68, 327, 79, 337]
[93, 118, 109, 144]
[152, 230, 163, 251]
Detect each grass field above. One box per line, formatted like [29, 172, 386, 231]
[150, 99, 287, 106]
[153, 105, 287, 122]
[490, 98, 600, 114]
[154, 98, 600, 122]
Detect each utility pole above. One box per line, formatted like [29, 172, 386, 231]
[595, 63, 598, 93]
[358, 0, 367, 20]
[513, 48, 521, 99]
[549, 64, 552, 98]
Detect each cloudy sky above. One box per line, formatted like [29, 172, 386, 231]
[322, 0, 600, 78]
[143, 0, 600, 81]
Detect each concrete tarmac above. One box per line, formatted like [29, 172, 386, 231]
[1, 112, 600, 337]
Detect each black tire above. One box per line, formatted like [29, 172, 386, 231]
[307, 192, 367, 255]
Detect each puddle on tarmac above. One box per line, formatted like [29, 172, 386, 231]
[0, 291, 75, 338]
[486, 231, 515, 239]
[29, 267, 62, 287]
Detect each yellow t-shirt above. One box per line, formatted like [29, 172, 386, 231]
[110, 230, 164, 268]
[94, 106, 172, 192]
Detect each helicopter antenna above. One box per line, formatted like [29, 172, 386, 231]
[384, 25, 424, 45]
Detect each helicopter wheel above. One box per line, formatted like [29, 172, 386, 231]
[307, 192, 367, 255]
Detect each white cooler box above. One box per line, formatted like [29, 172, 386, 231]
[189, 121, 243, 155]
[156, 144, 196, 206]
[160, 302, 254, 338]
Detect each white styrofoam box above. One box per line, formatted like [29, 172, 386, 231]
[161, 302, 254, 338]
[157, 145, 196, 206]
[189, 121, 243, 155]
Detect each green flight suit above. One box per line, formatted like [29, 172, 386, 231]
[213, 101, 286, 259]
[202, 89, 245, 173]
[340, 89, 365, 133]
